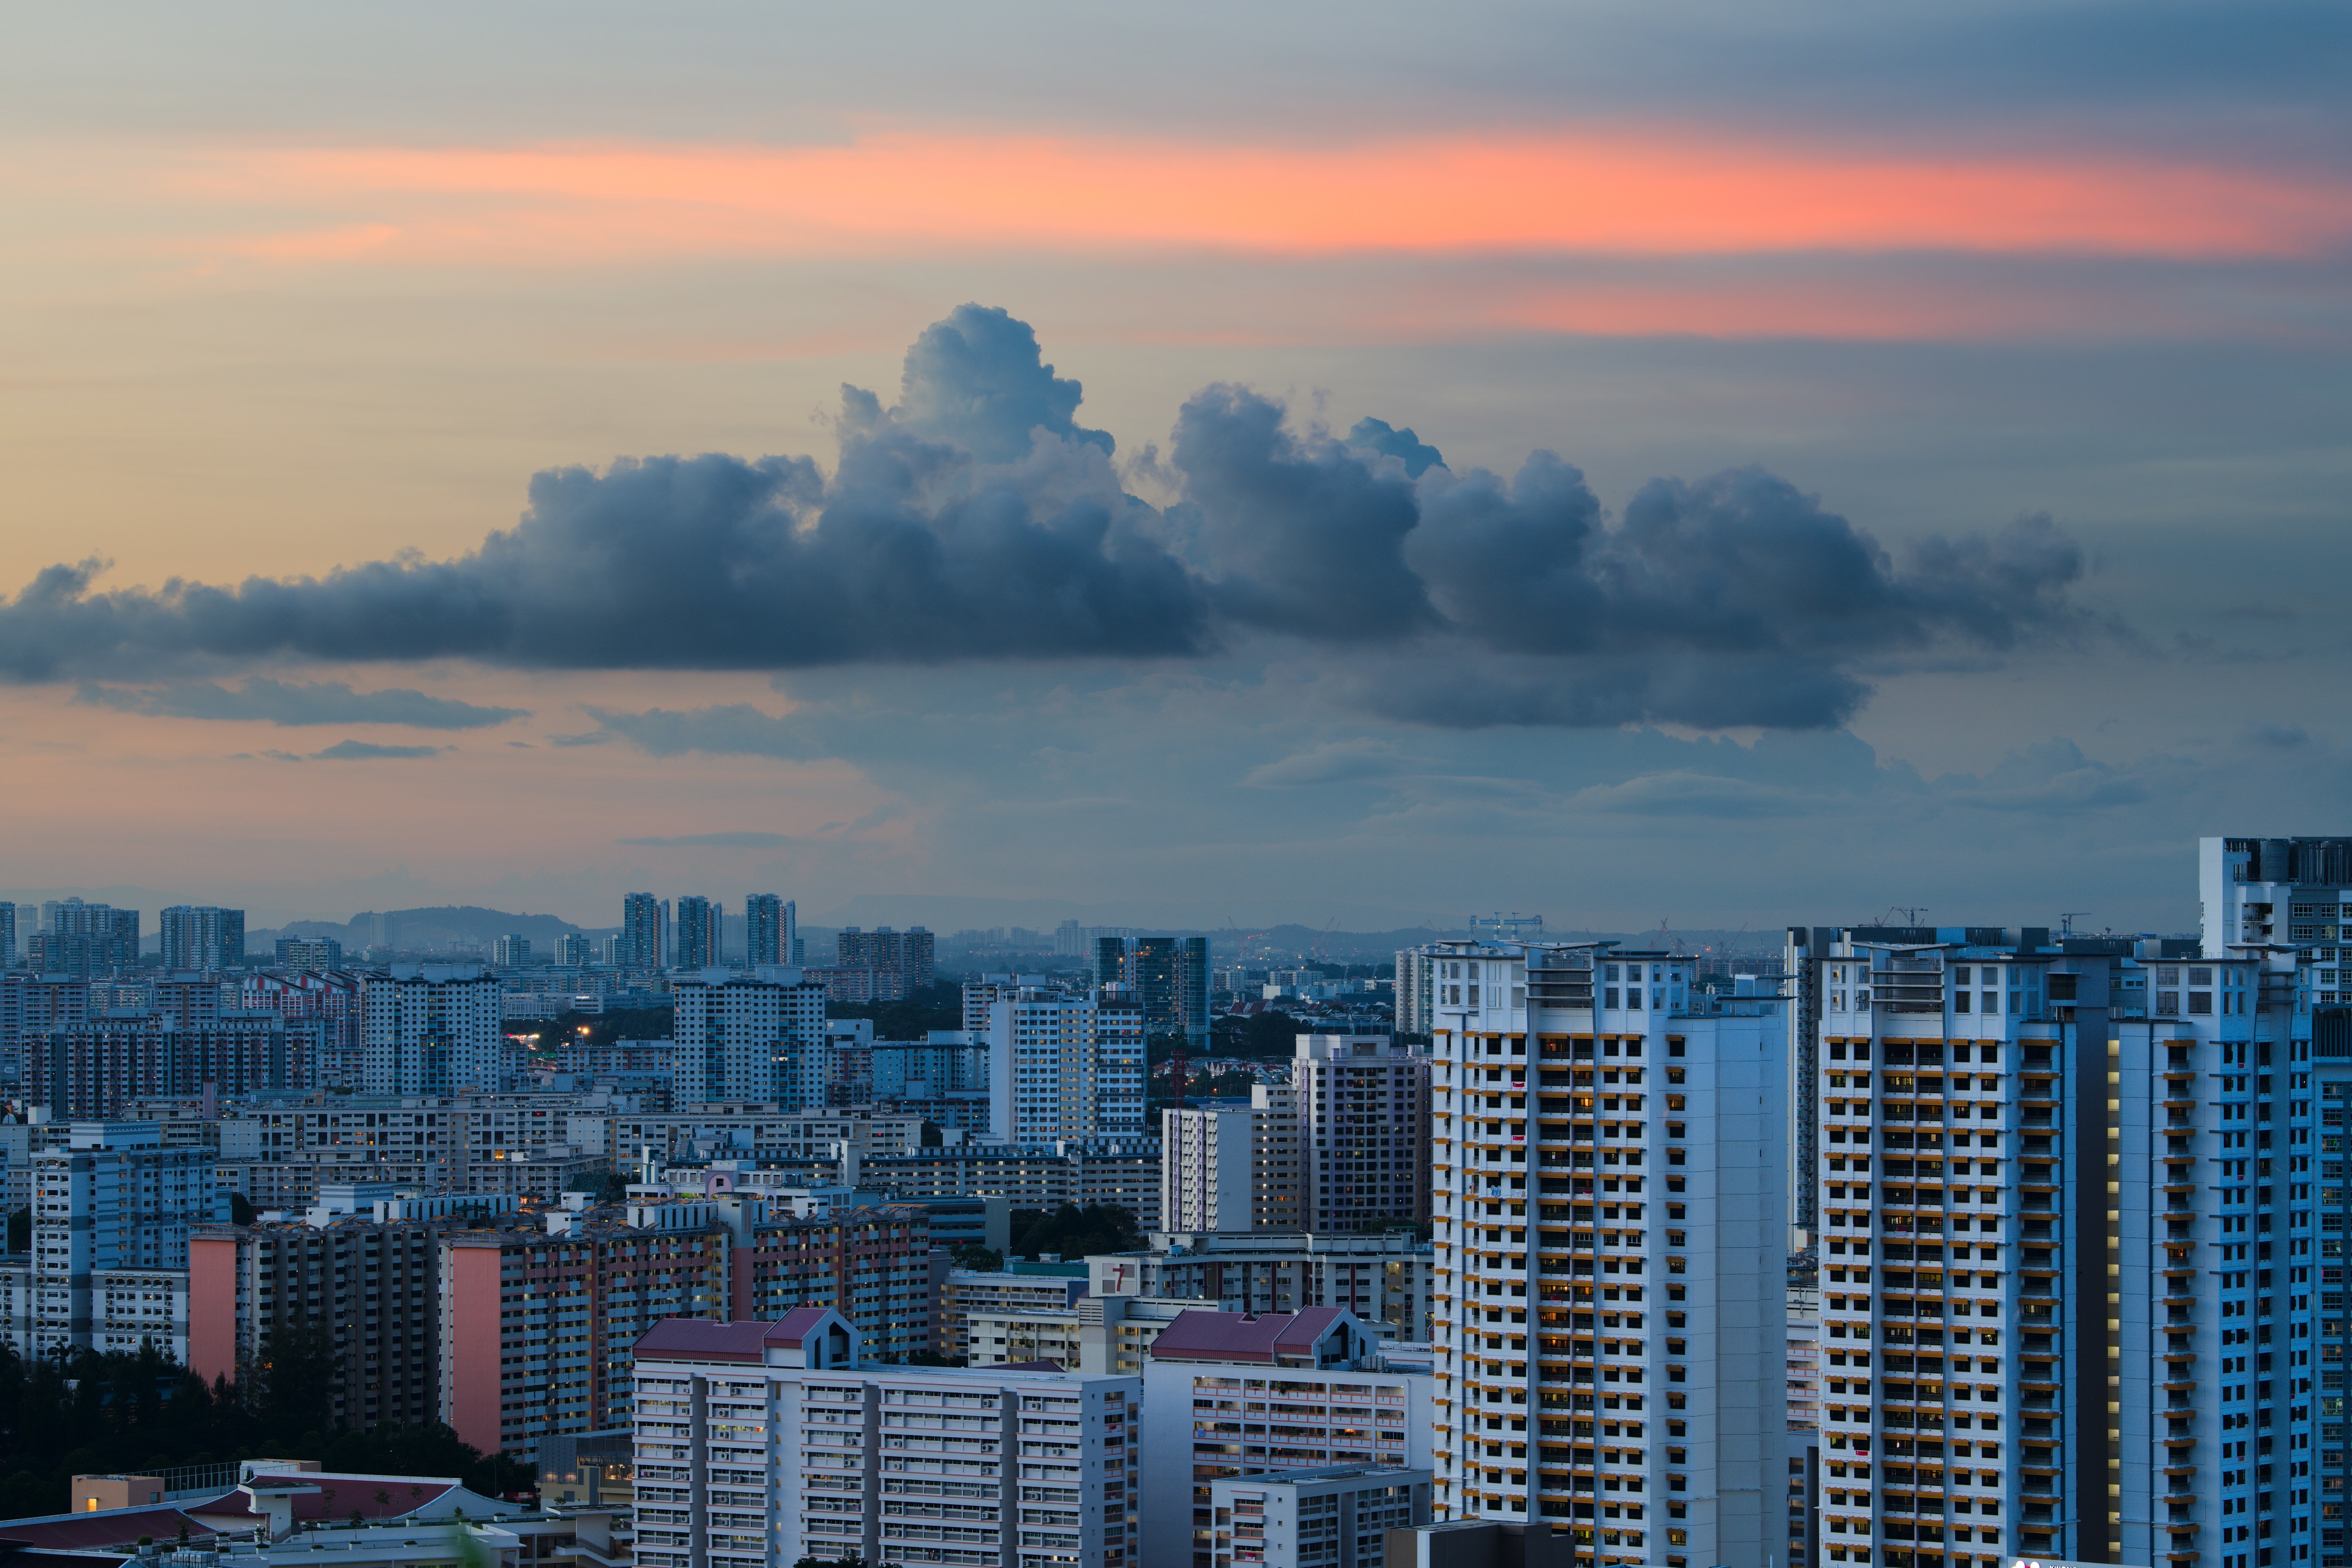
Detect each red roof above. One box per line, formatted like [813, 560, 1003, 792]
[1147, 1307, 1350, 1365]
[632, 1318, 774, 1362]
[187, 1477, 456, 1524]
[634, 1310, 838, 1363]
[0, 1510, 211, 1552]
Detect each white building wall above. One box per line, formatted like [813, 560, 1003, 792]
[633, 1344, 1141, 1568]
[1426, 938, 1788, 1568]
[1140, 1356, 1434, 1568]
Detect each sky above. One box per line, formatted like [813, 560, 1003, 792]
[2, 1, 2348, 934]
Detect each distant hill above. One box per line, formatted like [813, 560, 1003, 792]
[262, 905, 610, 949]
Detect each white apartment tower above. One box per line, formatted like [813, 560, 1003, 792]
[360, 964, 505, 1093]
[1162, 1087, 1303, 1234]
[978, 982, 1148, 1147]
[632, 1309, 1141, 1568]
[670, 969, 827, 1107]
[1425, 939, 1788, 1568]
[1785, 889, 2332, 1568]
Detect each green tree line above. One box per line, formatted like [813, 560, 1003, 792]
[0, 1323, 527, 1523]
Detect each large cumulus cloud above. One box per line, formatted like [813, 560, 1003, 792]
[0, 304, 2099, 729]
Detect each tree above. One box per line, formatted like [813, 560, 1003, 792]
[826, 980, 961, 1041]
[1007, 1203, 1140, 1262]
[247, 1317, 340, 1437]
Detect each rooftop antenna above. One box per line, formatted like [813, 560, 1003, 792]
[2059, 911, 2092, 938]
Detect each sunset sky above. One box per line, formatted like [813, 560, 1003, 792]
[4, 1, 2348, 933]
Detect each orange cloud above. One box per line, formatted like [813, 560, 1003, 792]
[174, 127, 2352, 269]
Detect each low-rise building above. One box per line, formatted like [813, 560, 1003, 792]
[1090, 1229, 1435, 1341]
[942, 1267, 1089, 1365]
[863, 1140, 1164, 1228]
[631, 1310, 1141, 1568]
[1138, 1308, 1434, 1568]
[91, 1265, 187, 1360]
[1208, 1465, 1432, 1568]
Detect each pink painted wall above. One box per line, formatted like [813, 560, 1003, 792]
[187, 1235, 240, 1389]
[444, 1247, 506, 1455]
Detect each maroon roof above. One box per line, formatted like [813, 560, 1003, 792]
[635, 1310, 838, 1363]
[632, 1317, 776, 1362]
[0, 1511, 211, 1552]
[1147, 1306, 1349, 1365]
[186, 1477, 457, 1524]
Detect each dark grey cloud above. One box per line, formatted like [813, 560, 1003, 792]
[1346, 418, 1445, 480]
[309, 740, 445, 760]
[0, 307, 2108, 731]
[1174, 385, 1438, 641]
[895, 304, 1114, 464]
[75, 677, 523, 729]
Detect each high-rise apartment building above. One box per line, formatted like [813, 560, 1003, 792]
[1782, 888, 2341, 1568]
[550, 932, 592, 967]
[441, 1213, 732, 1456]
[189, 1209, 455, 1431]
[671, 897, 718, 970]
[243, 968, 364, 1086]
[492, 933, 532, 968]
[0, 902, 14, 967]
[1397, 948, 1437, 1038]
[273, 936, 345, 970]
[835, 925, 935, 1000]
[670, 970, 827, 1106]
[981, 982, 1148, 1146]
[32, 1121, 227, 1355]
[361, 965, 507, 1093]
[620, 892, 663, 970]
[744, 894, 790, 967]
[1162, 1088, 1303, 1234]
[159, 905, 245, 973]
[1133, 935, 1211, 1048]
[29, 1011, 310, 1117]
[1297, 1031, 1433, 1231]
[0, 971, 91, 1083]
[1424, 938, 1788, 1568]
[632, 1311, 1141, 1568]
[27, 900, 139, 978]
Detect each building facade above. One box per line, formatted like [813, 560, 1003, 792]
[669, 971, 827, 1106]
[1425, 939, 1789, 1568]
[1139, 1306, 1432, 1568]
[30, 1012, 311, 1118]
[362, 965, 507, 1094]
[981, 983, 1148, 1147]
[632, 1310, 1141, 1568]
[159, 907, 246, 973]
[835, 926, 936, 1001]
[1091, 1229, 1436, 1342]
[1296, 1033, 1432, 1232]
[1208, 1466, 1434, 1568]
[188, 1213, 450, 1430]
[32, 1121, 227, 1355]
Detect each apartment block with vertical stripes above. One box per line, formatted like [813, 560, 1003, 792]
[1425, 940, 1787, 1568]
